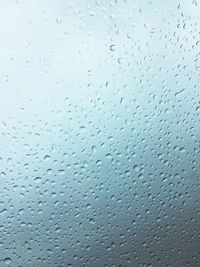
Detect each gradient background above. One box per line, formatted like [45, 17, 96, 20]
[0, 0, 200, 266]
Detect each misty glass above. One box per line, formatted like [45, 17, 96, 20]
[0, 0, 200, 266]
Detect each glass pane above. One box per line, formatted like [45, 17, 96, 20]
[0, 0, 199, 266]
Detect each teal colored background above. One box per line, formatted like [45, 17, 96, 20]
[0, 0, 200, 266]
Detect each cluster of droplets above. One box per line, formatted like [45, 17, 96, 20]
[0, 0, 200, 266]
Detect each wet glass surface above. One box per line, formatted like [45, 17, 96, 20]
[0, 1, 200, 266]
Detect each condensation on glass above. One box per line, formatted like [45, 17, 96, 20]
[0, 0, 199, 266]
